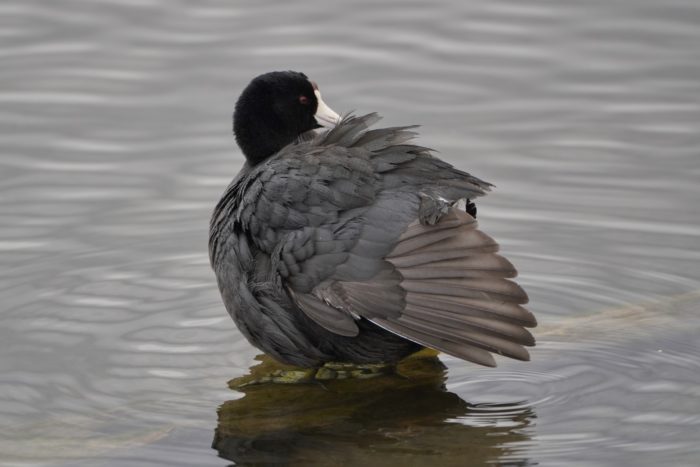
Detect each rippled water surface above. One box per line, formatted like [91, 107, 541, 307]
[2, 0, 700, 465]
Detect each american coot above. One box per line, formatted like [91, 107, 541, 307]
[209, 71, 536, 372]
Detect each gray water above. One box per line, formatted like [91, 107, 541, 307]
[2, 0, 700, 465]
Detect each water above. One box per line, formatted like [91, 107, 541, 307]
[1, 0, 700, 465]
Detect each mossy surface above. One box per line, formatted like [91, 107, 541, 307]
[214, 350, 534, 466]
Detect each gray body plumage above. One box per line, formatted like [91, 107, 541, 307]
[209, 113, 536, 367]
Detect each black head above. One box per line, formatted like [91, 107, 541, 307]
[233, 71, 339, 166]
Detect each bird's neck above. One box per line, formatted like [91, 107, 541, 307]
[234, 114, 299, 166]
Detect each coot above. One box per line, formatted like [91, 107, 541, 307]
[209, 71, 536, 368]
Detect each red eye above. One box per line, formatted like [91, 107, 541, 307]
[299, 95, 310, 105]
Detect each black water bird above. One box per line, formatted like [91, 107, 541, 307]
[209, 71, 536, 368]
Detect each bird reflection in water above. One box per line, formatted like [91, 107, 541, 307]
[213, 352, 536, 466]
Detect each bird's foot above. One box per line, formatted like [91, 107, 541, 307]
[233, 368, 318, 388]
[231, 362, 395, 388]
[314, 361, 394, 380]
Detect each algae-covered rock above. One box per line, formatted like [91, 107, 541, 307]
[213, 351, 535, 466]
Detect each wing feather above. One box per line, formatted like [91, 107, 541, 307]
[226, 114, 536, 367]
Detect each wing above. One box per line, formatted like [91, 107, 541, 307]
[376, 208, 536, 366]
[233, 114, 534, 366]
